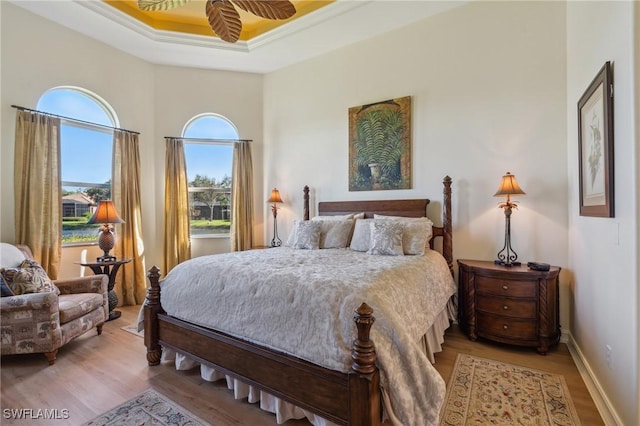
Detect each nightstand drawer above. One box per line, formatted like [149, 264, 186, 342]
[476, 276, 536, 298]
[476, 296, 536, 318]
[477, 312, 537, 340]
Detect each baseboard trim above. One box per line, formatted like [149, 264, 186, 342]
[565, 331, 623, 426]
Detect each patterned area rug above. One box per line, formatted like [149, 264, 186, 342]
[83, 389, 209, 425]
[440, 354, 582, 425]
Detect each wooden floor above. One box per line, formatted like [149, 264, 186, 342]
[1, 305, 604, 425]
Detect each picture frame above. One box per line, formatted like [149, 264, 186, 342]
[348, 96, 412, 191]
[577, 61, 614, 217]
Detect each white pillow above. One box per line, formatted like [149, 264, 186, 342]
[373, 215, 433, 255]
[367, 221, 404, 256]
[317, 219, 354, 249]
[349, 219, 374, 252]
[291, 220, 322, 250]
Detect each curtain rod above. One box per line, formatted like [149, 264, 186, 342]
[165, 136, 252, 143]
[11, 105, 140, 135]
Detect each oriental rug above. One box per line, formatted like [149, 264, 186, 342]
[440, 354, 581, 425]
[83, 389, 209, 426]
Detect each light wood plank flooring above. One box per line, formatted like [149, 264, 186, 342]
[1, 305, 603, 425]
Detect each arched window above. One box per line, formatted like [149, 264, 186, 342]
[182, 114, 238, 237]
[37, 87, 118, 245]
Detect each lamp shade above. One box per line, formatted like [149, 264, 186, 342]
[494, 172, 526, 197]
[267, 188, 283, 204]
[87, 200, 125, 225]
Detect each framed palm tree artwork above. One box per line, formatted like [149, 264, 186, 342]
[349, 96, 412, 191]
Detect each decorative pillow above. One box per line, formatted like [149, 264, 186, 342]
[367, 220, 405, 256]
[0, 275, 14, 297]
[317, 219, 354, 249]
[291, 220, 322, 250]
[373, 215, 434, 255]
[0, 259, 59, 296]
[349, 219, 375, 252]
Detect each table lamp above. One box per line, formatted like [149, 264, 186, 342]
[494, 172, 525, 266]
[267, 188, 283, 247]
[87, 200, 125, 261]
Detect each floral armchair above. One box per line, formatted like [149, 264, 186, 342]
[0, 243, 108, 365]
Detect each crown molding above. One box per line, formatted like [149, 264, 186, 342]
[9, 0, 467, 74]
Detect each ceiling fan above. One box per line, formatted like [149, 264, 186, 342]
[137, 0, 296, 43]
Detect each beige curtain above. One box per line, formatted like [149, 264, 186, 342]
[163, 138, 191, 273]
[13, 110, 62, 278]
[112, 130, 146, 305]
[230, 141, 254, 251]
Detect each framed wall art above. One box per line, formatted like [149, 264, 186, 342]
[348, 96, 411, 191]
[577, 61, 614, 217]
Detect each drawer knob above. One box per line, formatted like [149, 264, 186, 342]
[503, 305, 509, 310]
[503, 325, 508, 329]
[502, 285, 508, 290]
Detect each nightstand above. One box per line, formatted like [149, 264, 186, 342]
[457, 259, 561, 354]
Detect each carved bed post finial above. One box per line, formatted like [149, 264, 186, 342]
[442, 176, 453, 276]
[351, 303, 377, 375]
[144, 266, 163, 365]
[303, 185, 310, 221]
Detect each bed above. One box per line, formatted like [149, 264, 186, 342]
[144, 176, 454, 426]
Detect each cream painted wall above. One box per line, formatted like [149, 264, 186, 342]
[264, 2, 569, 325]
[567, 2, 638, 425]
[0, 3, 264, 281]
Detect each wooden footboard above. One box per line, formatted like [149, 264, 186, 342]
[144, 267, 381, 425]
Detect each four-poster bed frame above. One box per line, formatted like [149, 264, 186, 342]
[144, 176, 453, 426]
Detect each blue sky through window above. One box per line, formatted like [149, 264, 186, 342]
[183, 115, 236, 183]
[38, 88, 114, 192]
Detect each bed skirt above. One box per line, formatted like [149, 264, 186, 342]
[158, 301, 454, 425]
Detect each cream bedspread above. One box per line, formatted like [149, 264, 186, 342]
[160, 247, 456, 425]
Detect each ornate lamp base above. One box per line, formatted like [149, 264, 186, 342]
[97, 226, 116, 262]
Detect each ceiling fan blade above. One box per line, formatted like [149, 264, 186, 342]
[206, 0, 242, 43]
[137, 0, 191, 12]
[231, 0, 296, 20]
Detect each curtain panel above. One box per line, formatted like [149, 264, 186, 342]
[231, 140, 254, 251]
[163, 138, 191, 273]
[112, 130, 146, 305]
[13, 110, 62, 278]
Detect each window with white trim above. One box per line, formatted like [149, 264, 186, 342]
[183, 114, 237, 237]
[37, 87, 118, 245]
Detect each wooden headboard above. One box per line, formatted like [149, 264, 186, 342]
[301, 176, 453, 276]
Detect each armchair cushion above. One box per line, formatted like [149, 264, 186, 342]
[0, 259, 59, 296]
[58, 293, 104, 324]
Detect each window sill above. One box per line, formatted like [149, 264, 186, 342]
[190, 234, 230, 240]
[62, 241, 99, 248]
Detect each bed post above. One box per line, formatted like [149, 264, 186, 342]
[303, 185, 310, 220]
[349, 303, 381, 426]
[144, 266, 163, 366]
[442, 176, 453, 277]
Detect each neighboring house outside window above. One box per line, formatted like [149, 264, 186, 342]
[182, 113, 238, 237]
[37, 87, 119, 245]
